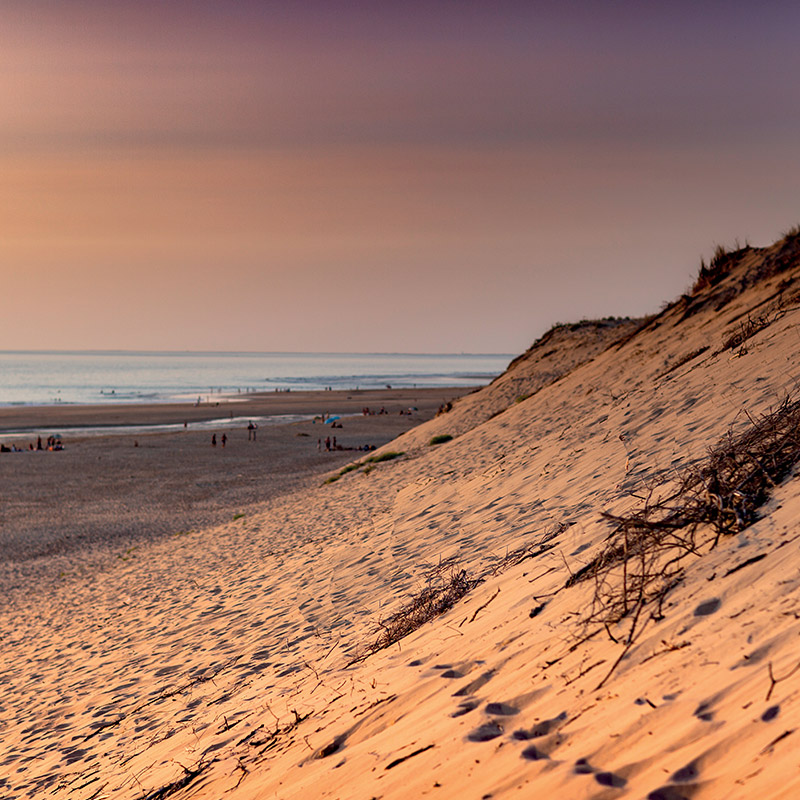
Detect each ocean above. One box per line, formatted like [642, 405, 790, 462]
[0, 351, 512, 407]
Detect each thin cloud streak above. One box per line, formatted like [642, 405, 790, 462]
[1, 1, 799, 352]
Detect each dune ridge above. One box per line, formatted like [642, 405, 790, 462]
[3, 231, 800, 799]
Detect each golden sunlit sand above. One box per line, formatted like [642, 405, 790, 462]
[3, 232, 800, 799]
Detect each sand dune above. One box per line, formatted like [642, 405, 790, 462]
[3, 233, 800, 799]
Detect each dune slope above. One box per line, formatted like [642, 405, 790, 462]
[3, 232, 800, 799]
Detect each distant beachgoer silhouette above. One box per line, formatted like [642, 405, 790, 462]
[211, 434, 217, 447]
[221, 433, 227, 447]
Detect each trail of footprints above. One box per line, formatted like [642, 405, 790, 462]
[416, 659, 785, 799]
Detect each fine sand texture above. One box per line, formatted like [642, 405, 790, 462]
[3, 233, 800, 799]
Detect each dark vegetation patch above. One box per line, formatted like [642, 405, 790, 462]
[324, 451, 405, 484]
[763, 225, 800, 275]
[691, 229, 800, 305]
[429, 434, 453, 446]
[568, 394, 800, 630]
[692, 242, 752, 294]
[720, 309, 784, 354]
[615, 231, 800, 354]
[142, 759, 217, 800]
[508, 317, 639, 371]
[365, 450, 404, 464]
[352, 526, 565, 663]
[338, 462, 362, 476]
[353, 567, 476, 661]
[610, 313, 661, 350]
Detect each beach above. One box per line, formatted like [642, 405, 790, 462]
[0, 387, 471, 567]
[3, 235, 800, 799]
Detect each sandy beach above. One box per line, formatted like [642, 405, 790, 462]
[0, 386, 470, 434]
[0, 387, 471, 566]
[3, 233, 800, 799]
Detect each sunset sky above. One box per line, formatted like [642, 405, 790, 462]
[2, 1, 799, 354]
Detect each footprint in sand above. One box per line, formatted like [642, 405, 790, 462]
[440, 669, 464, 679]
[693, 597, 721, 616]
[316, 734, 348, 759]
[60, 747, 88, 764]
[762, 704, 780, 721]
[451, 700, 480, 718]
[520, 744, 549, 761]
[512, 711, 567, 740]
[571, 758, 626, 787]
[731, 643, 771, 669]
[432, 663, 466, 679]
[453, 670, 494, 697]
[484, 702, 519, 716]
[693, 702, 714, 722]
[467, 721, 504, 742]
[595, 771, 627, 788]
[529, 603, 547, 618]
[670, 759, 700, 782]
[647, 787, 696, 800]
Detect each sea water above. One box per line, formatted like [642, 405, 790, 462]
[0, 351, 512, 407]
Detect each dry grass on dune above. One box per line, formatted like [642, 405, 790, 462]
[565, 392, 800, 691]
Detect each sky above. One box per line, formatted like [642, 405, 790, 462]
[2, 0, 799, 355]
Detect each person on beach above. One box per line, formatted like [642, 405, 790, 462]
[211, 434, 217, 447]
[221, 433, 227, 447]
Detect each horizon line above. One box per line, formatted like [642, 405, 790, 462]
[0, 348, 516, 358]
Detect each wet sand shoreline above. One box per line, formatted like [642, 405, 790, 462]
[0, 386, 472, 434]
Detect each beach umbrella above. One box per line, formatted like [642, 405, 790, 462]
[325, 416, 340, 424]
